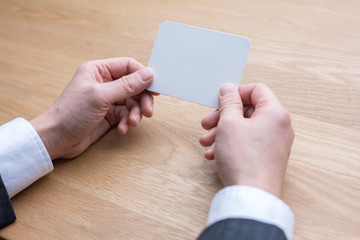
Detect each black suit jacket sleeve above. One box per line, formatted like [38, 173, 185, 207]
[198, 218, 287, 240]
[0, 175, 16, 229]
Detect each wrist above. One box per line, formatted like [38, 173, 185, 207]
[234, 181, 282, 198]
[224, 174, 284, 198]
[29, 109, 63, 160]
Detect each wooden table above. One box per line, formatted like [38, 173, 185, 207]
[1, 0, 359, 239]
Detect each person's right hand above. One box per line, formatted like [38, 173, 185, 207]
[199, 83, 294, 197]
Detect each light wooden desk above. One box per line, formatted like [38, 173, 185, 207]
[0, 0, 359, 239]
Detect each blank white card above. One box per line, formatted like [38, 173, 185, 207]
[147, 21, 251, 109]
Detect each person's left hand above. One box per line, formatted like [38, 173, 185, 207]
[30, 57, 156, 160]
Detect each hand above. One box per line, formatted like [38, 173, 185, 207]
[199, 83, 294, 197]
[30, 57, 156, 160]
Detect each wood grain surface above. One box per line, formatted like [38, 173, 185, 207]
[0, 0, 359, 239]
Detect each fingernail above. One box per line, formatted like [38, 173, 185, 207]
[134, 114, 140, 124]
[220, 83, 236, 96]
[137, 67, 153, 81]
[121, 125, 129, 135]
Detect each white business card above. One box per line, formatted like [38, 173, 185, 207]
[147, 21, 251, 109]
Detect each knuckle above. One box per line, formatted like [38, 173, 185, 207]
[120, 74, 138, 94]
[79, 60, 94, 70]
[275, 107, 294, 140]
[219, 96, 242, 112]
[125, 57, 141, 72]
[278, 107, 291, 126]
[127, 57, 136, 63]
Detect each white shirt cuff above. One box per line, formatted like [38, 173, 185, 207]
[0, 118, 53, 198]
[207, 185, 294, 240]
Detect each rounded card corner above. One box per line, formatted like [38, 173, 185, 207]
[159, 21, 172, 30]
[243, 37, 252, 48]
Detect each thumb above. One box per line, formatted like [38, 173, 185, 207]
[104, 67, 154, 103]
[218, 83, 244, 117]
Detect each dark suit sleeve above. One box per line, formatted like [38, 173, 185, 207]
[0, 175, 16, 229]
[198, 218, 287, 240]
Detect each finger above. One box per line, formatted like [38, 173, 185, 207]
[201, 110, 220, 130]
[204, 143, 215, 160]
[238, 83, 280, 109]
[98, 57, 144, 80]
[140, 92, 154, 118]
[106, 104, 126, 126]
[89, 118, 111, 144]
[103, 67, 154, 104]
[243, 105, 255, 118]
[105, 104, 118, 126]
[199, 127, 217, 147]
[218, 83, 244, 118]
[126, 98, 142, 127]
[117, 106, 130, 135]
[148, 91, 160, 96]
